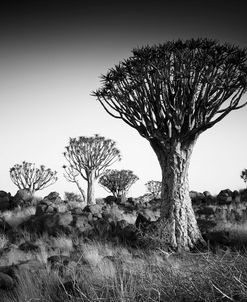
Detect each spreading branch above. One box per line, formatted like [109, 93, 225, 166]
[93, 39, 247, 146]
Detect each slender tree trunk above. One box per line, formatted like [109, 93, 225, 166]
[150, 139, 205, 250]
[87, 172, 96, 205]
[75, 180, 86, 202]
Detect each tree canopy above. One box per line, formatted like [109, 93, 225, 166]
[93, 39, 247, 145]
[10, 161, 58, 194]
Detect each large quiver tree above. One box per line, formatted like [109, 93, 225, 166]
[93, 38, 247, 250]
[63, 134, 121, 204]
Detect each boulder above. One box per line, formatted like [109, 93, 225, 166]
[18, 241, 39, 252]
[0, 272, 15, 289]
[196, 206, 215, 216]
[104, 195, 117, 205]
[13, 189, 33, 206]
[0, 264, 19, 290]
[135, 212, 151, 229]
[70, 207, 84, 215]
[43, 192, 63, 204]
[232, 190, 241, 203]
[0, 191, 12, 211]
[36, 200, 57, 216]
[42, 212, 73, 235]
[0, 217, 11, 232]
[74, 215, 94, 235]
[83, 204, 102, 217]
[217, 189, 233, 204]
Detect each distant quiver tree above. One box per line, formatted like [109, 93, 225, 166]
[99, 169, 139, 200]
[93, 38, 247, 250]
[241, 169, 247, 188]
[63, 165, 86, 201]
[63, 134, 121, 204]
[145, 180, 162, 198]
[10, 161, 58, 195]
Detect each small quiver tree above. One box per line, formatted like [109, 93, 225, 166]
[10, 161, 58, 195]
[63, 134, 121, 204]
[63, 165, 86, 201]
[145, 180, 162, 199]
[241, 169, 247, 188]
[99, 169, 139, 202]
[93, 38, 247, 250]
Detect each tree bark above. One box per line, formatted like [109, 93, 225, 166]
[75, 180, 86, 202]
[87, 172, 96, 205]
[150, 139, 205, 250]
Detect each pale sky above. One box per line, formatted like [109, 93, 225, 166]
[0, 0, 247, 198]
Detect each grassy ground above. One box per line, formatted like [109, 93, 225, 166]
[1, 206, 247, 301]
[1, 234, 247, 301]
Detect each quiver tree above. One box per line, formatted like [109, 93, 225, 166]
[10, 161, 58, 195]
[145, 180, 162, 198]
[99, 169, 139, 201]
[241, 169, 247, 188]
[63, 134, 121, 204]
[93, 38, 247, 250]
[63, 165, 86, 201]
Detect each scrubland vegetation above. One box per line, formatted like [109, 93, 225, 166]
[1, 191, 247, 301]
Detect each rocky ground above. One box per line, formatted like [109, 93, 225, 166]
[1, 189, 247, 301]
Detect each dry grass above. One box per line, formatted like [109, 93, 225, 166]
[2, 206, 35, 228]
[0, 232, 9, 250]
[1, 238, 247, 302]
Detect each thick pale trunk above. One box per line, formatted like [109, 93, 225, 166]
[151, 140, 205, 250]
[87, 172, 95, 205]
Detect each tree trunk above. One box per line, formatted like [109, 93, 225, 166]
[87, 172, 96, 205]
[150, 139, 205, 251]
[75, 180, 86, 202]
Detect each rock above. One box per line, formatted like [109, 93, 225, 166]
[197, 219, 217, 233]
[44, 192, 63, 204]
[218, 189, 232, 197]
[135, 212, 151, 228]
[0, 217, 11, 232]
[18, 241, 39, 252]
[47, 255, 70, 267]
[190, 191, 205, 204]
[13, 189, 33, 206]
[232, 190, 241, 203]
[74, 215, 94, 235]
[0, 264, 19, 290]
[204, 230, 230, 246]
[42, 213, 73, 235]
[83, 204, 102, 216]
[35, 200, 56, 216]
[203, 191, 212, 197]
[70, 207, 84, 215]
[0, 272, 15, 289]
[21, 212, 73, 235]
[0, 191, 12, 211]
[196, 206, 215, 216]
[121, 224, 139, 243]
[104, 196, 117, 205]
